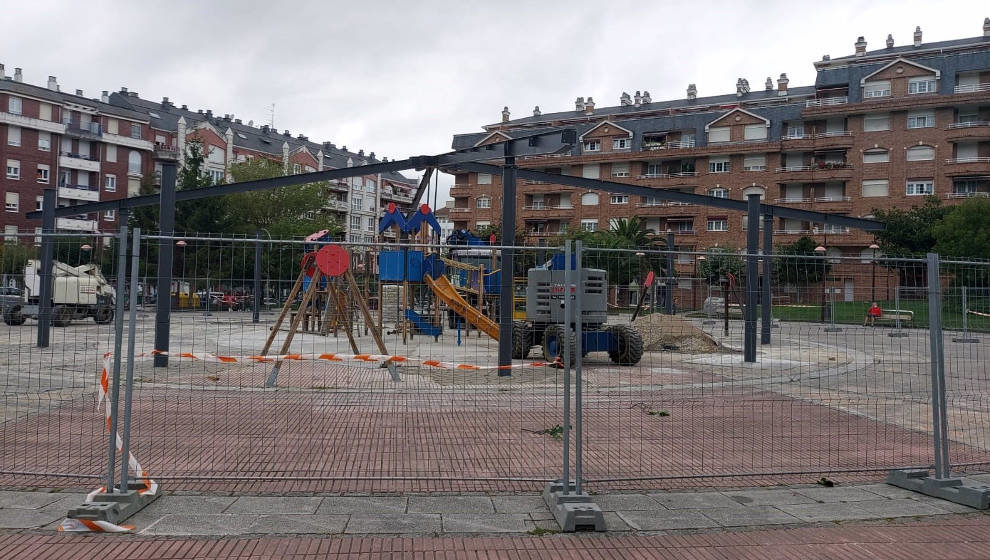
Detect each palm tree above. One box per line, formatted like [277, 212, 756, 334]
[608, 217, 656, 249]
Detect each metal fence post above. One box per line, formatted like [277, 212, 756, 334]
[253, 229, 262, 324]
[119, 228, 142, 490]
[952, 286, 979, 343]
[36, 188, 56, 348]
[574, 240, 583, 495]
[561, 240, 572, 495]
[926, 252, 950, 479]
[104, 221, 129, 493]
[761, 211, 773, 344]
[665, 232, 675, 314]
[889, 285, 908, 338]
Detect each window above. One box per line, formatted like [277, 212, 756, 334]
[863, 113, 890, 132]
[906, 146, 935, 161]
[908, 77, 937, 94]
[583, 139, 601, 152]
[58, 169, 69, 187]
[611, 162, 630, 177]
[863, 149, 889, 163]
[582, 164, 600, 179]
[105, 144, 116, 163]
[4, 225, 17, 243]
[130, 123, 141, 139]
[33, 196, 42, 211]
[743, 154, 766, 171]
[6, 126, 20, 147]
[671, 220, 694, 233]
[477, 196, 491, 208]
[907, 111, 935, 129]
[36, 164, 49, 184]
[708, 187, 728, 198]
[477, 172, 492, 185]
[863, 81, 891, 98]
[105, 175, 116, 192]
[106, 118, 118, 135]
[906, 180, 934, 196]
[610, 195, 628, 204]
[367, 217, 375, 231]
[37, 132, 50, 152]
[292, 163, 302, 174]
[39, 103, 51, 121]
[104, 209, 115, 221]
[350, 216, 361, 229]
[5, 159, 19, 180]
[862, 179, 889, 197]
[5, 192, 18, 212]
[128, 151, 141, 174]
[207, 169, 224, 184]
[708, 157, 730, 173]
[744, 124, 767, 140]
[581, 192, 599, 205]
[581, 219, 598, 232]
[612, 138, 631, 150]
[475, 221, 491, 228]
[708, 127, 730, 143]
[785, 122, 805, 138]
[352, 196, 363, 210]
[706, 217, 728, 232]
[8, 96, 22, 115]
[646, 162, 664, 177]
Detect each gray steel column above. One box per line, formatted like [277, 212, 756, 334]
[926, 252, 950, 479]
[665, 231, 675, 314]
[744, 194, 760, 363]
[497, 142, 516, 374]
[153, 164, 177, 367]
[104, 216, 128, 493]
[119, 228, 142, 490]
[36, 188, 56, 348]
[761, 211, 773, 344]
[253, 229, 262, 323]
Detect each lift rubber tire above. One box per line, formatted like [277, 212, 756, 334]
[542, 324, 576, 364]
[52, 306, 72, 327]
[606, 324, 644, 366]
[511, 320, 531, 359]
[93, 306, 114, 325]
[3, 305, 26, 326]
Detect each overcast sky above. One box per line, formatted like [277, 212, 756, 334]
[2, 1, 986, 204]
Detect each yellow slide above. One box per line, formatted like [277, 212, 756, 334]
[424, 274, 499, 340]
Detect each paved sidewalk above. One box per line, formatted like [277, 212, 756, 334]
[2, 515, 990, 559]
[1, 477, 988, 536]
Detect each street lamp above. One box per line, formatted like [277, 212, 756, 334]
[868, 243, 880, 302]
[815, 245, 827, 323]
[80, 244, 92, 264]
[697, 255, 714, 324]
[176, 240, 187, 310]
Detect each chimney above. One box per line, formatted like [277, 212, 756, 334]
[984, 17, 990, 37]
[642, 91, 651, 103]
[886, 34, 894, 48]
[75, 89, 83, 96]
[128, 91, 137, 98]
[235, 118, 242, 124]
[501, 105, 510, 123]
[342, 146, 347, 151]
[0, 64, 4, 80]
[619, 92, 632, 106]
[777, 73, 789, 96]
[120, 86, 128, 94]
[323, 141, 331, 149]
[913, 26, 922, 47]
[687, 84, 697, 100]
[575, 96, 585, 111]
[205, 109, 212, 119]
[633, 90, 642, 107]
[358, 149, 364, 156]
[161, 96, 170, 107]
[283, 129, 290, 136]
[765, 77, 773, 91]
[47, 75, 58, 91]
[583, 97, 595, 115]
[855, 36, 867, 56]
[736, 78, 750, 97]
[247, 119, 253, 126]
[101, 90, 109, 103]
[369, 151, 375, 160]
[197, 109, 203, 114]
[822, 54, 831, 61]
[181, 104, 188, 110]
[13, 68, 22, 82]
[261, 125, 269, 133]
[533, 105, 541, 117]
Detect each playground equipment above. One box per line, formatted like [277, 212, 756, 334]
[515, 254, 645, 365]
[262, 241, 396, 386]
[4, 259, 115, 326]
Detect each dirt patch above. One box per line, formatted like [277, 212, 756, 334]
[631, 313, 722, 353]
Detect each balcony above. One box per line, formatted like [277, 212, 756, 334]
[805, 96, 848, 108]
[774, 163, 853, 181]
[947, 191, 990, 199]
[813, 226, 851, 235]
[57, 184, 100, 202]
[0, 111, 66, 134]
[773, 197, 812, 204]
[65, 121, 102, 139]
[59, 152, 101, 173]
[449, 207, 472, 213]
[945, 121, 990, 142]
[56, 217, 98, 232]
[954, 83, 990, 94]
[943, 157, 990, 176]
[101, 132, 153, 151]
[154, 143, 180, 160]
[324, 199, 349, 212]
[521, 204, 574, 219]
[642, 140, 696, 151]
[780, 130, 854, 150]
[777, 228, 812, 235]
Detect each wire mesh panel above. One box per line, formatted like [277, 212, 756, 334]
[938, 258, 990, 473]
[576, 245, 943, 491]
[0, 231, 122, 487]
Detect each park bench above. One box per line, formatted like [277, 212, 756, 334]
[877, 309, 914, 324]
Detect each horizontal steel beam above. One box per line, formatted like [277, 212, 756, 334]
[453, 162, 884, 232]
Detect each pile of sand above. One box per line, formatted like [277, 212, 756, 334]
[631, 314, 721, 354]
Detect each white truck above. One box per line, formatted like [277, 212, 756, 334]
[3, 260, 115, 326]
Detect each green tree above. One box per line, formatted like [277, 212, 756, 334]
[175, 140, 228, 235]
[873, 196, 952, 286]
[934, 198, 990, 286]
[772, 236, 830, 286]
[697, 246, 744, 284]
[0, 243, 37, 277]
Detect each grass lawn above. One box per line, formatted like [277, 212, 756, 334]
[770, 297, 990, 332]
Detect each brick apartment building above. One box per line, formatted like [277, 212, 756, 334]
[0, 68, 416, 244]
[448, 20, 990, 300]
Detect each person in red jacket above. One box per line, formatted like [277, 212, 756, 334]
[864, 302, 882, 326]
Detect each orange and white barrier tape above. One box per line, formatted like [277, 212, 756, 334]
[146, 349, 563, 371]
[58, 353, 158, 533]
